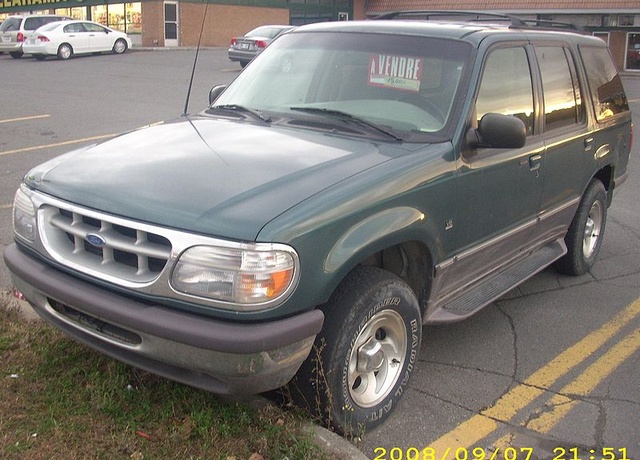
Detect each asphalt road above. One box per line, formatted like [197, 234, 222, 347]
[1, 49, 639, 460]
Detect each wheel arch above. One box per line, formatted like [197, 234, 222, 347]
[593, 164, 613, 205]
[319, 206, 440, 316]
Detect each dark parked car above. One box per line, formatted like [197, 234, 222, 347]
[228, 24, 295, 67]
[6, 12, 632, 436]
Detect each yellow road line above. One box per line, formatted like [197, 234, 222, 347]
[0, 114, 51, 124]
[427, 298, 640, 455]
[0, 134, 116, 157]
[525, 326, 640, 433]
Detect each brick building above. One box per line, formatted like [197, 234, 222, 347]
[2, 0, 639, 70]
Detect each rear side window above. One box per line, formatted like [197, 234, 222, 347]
[24, 17, 44, 31]
[580, 46, 629, 122]
[476, 46, 535, 135]
[536, 46, 584, 131]
[24, 16, 63, 31]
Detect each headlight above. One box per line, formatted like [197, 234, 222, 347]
[12, 186, 36, 242]
[171, 244, 298, 310]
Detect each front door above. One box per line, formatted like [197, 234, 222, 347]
[163, 1, 178, 47]
[447, 45, 545, 294]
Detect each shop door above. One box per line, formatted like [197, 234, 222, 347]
[164, 1, 178, 47]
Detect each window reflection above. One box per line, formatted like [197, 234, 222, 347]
[476, 47, 534, 135]
[536, 46, 583, 130]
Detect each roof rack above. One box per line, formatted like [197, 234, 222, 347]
[372, 10, 584, 32]
[520, 19, 583, 31]
[372, 10, 527, 26]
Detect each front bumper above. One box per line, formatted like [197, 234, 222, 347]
[4, 243, 324, 394]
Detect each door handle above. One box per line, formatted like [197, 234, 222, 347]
[595, 144, 611, 159]
[529, 154, 542, 171]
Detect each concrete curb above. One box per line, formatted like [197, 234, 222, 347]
[220, 394, 367, 459]
[305, 422, 369, 460]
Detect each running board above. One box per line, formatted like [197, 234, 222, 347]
[435, 240, 566, 320]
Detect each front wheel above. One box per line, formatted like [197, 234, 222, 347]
[292, 266, 422, 436]
[113, 38, 127, 54]
[554, 179, 608, 276]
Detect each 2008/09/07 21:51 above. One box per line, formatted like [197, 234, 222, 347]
[372, 446, 632, 460]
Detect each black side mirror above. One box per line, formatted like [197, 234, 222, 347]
[468, 113, 527, 149]
[208, 85, 227, 106]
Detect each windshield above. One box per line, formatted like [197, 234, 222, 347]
[213, 31, 471, 141]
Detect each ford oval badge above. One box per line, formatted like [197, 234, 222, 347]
[86, 233, 106, 248]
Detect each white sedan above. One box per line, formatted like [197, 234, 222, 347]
[23, 20, 132, 60]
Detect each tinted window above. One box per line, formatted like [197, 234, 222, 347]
[1, 18, 21, 31]
[579, 46, 629, 122]
[64, 23, 85, 34]
[536, 46, 584, 130]
[84, 23, 107, 33]
[24, 17, 45, 30]
[476, 47, 534, 135]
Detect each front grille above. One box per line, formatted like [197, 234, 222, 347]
[40, 204, 172, 284]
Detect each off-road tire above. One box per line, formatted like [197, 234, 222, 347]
[554, 179, 607, 276]
[291, 266, 422, 436]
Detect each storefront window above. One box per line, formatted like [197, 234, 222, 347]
[126, 3, 142, 35]
[108, 3, 125, 32]
[55, 7, 86, 20]
[88, 3, 140, 34]
[92, 5, 108, 26]
[626, 33, 640, 70]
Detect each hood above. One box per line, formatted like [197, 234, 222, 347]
[26, 116, 402, 241]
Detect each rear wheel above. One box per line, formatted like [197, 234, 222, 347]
[57, 43, 72, 60]
[554, 179, 607, 275]
[292, 266, 422, 436]
[9, 51, 23, 59]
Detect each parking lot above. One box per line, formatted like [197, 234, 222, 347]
[1, 49, 639, 460]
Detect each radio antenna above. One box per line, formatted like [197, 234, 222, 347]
[183, 0, 210, 116]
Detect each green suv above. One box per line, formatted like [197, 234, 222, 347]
[5, 13, 632, 434]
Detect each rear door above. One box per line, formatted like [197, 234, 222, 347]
[62, 22, 90, 54]
[530, 43, 591, 244]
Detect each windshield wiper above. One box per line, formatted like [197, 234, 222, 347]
[289, 107, 402, 141]
[210, 104, 272, 123]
